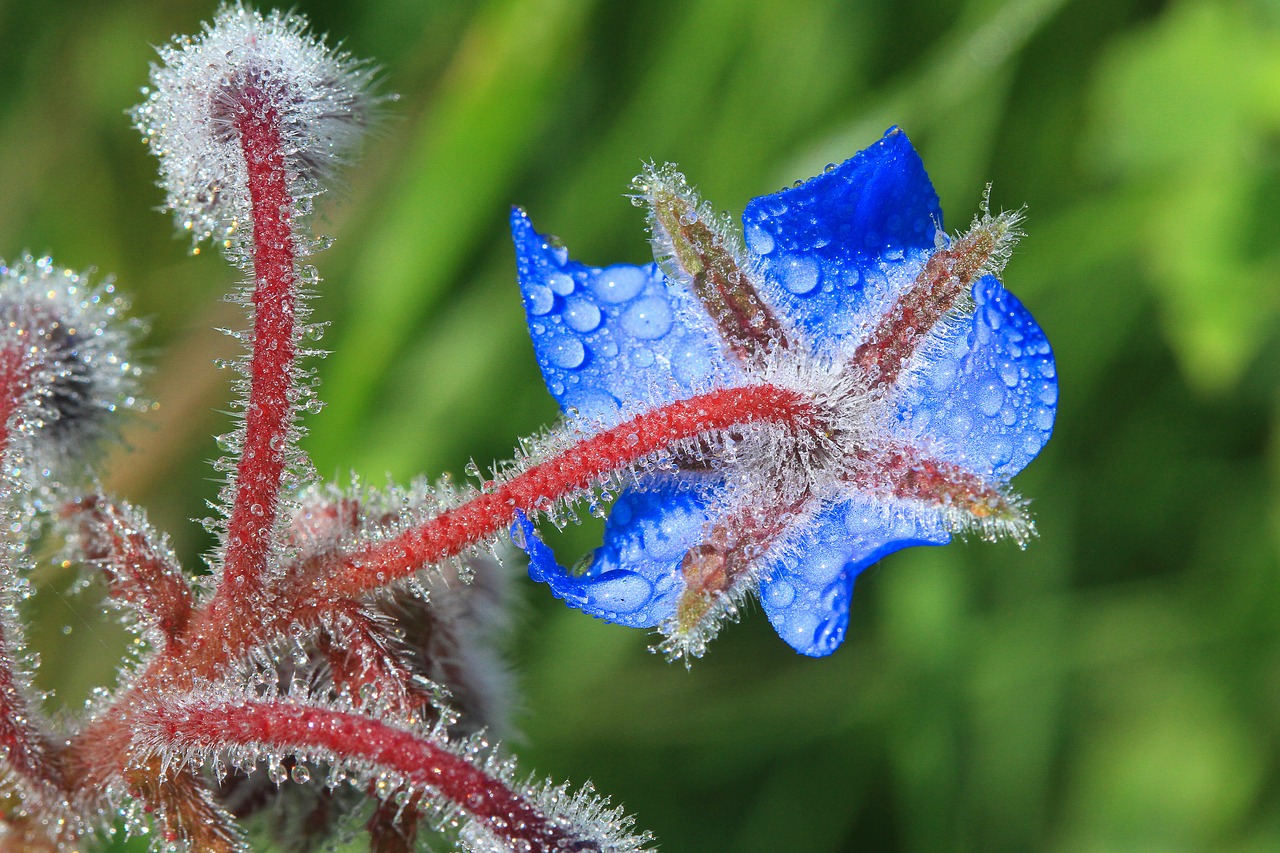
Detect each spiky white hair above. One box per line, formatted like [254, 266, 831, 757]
[129, 3, 379, 247]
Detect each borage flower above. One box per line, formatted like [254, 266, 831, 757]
[511, 128, 1056, 660]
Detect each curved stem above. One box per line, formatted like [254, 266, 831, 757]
[326, 384, 816, 599]
[213, 90, 299, 616]
[141, 699, 589, 853]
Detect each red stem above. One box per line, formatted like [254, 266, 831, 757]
[0, 622, 63, 795]
[0, 346, 63, 794]
[0, 344, 28, 452]
[146, 700, 591, 853]
[327, 384, 815, 599]
[214, 90, 298, 613]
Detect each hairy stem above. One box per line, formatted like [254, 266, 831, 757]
[213, 89, 299, 616]
[327, 384, 817, 599]
[0, 344, 31, 452]
[142, 699, 591, 853]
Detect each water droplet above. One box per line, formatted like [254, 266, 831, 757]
[562, 389, 619, 423]
[780, 255, 820, 295]
[977, 383, 1003, 417]
[1034, 406, 1054, 432]
[563, 297, 601, 332]
[291, 764, 311, 784]
[526, 284, 554, 315]
[999, 360, 1020, 388]
[590, 265, 646, 303]
[632, 347, 654, 368]
[584, 571, 653, 614]
[621, 297, 673, 340]
[796, 546, 845, 587]
[671, 337, 714, 385]
[763, 579, 795, 609]
[991, 438, 1013, 467]
[745, 224, 775, 255]
[547, 272, 575, 296]
[547, 335, 585, 369]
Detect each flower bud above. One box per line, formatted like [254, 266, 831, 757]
[0, 255, 140, 476]
[129, 3, 380, 248]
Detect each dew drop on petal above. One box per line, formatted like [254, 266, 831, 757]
[610, 496, 633, 527]
[764, 579, 795, 609]
[563, 297, 602, 332]
[548, 271, 575, 296]
[671, 336, 715, 385]
[584, 571, 653, 615]
[794, 545, 845, 587]
[780, 255, 821, 295]
[977, 382, 1003, 417]
[590, 265, 646, 303]
[632, 347, 655, 368]
[547, 335, 586, 369]
[562, 388, 619, 423]
[526, 284, 554, 315]
[999, 360, 1020, 388]
[1034, 405, 1054, 432]
[991, 438, 1013, 467]
[746, 224, 775, 255]
[621, 297, 673, 340]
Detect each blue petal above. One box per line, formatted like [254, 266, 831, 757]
[511, 208, 735, 428]
[897, 275, 1057, 480]
[514, 478, 716, 628]
[741, 127, 942, 350]
[759, 496, 951, 657]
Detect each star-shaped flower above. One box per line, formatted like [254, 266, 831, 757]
[510, 128, 1056, 659]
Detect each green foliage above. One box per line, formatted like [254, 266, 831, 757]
[2, 0, 1278, 850]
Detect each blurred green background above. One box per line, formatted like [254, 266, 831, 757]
[2, 0, 1279, 849]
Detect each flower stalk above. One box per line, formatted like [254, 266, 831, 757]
[328, 383, 817, 599]
[215, 87, 299, 613]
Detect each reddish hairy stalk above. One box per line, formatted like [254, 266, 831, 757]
[144, 700, 592, 853]
[0, 344, 29, 451]
[0, 622, 63, 796]
[851, 223, 1001, 387]
[674, 494, 810, 634]
[849, 445, 1012, 519]
[127, 759, 241, 853]
[67, 386, 816, 795]
[0, 346, 65, 797]
[647, 183, 790, 364]
[312, 601, 436, 713]
[214, 90, 299, 614]
[64, 498, 194, 648]
[328, 384, 817, 599]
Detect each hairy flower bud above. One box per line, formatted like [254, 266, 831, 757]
[0, 255, 141, 479]
[129, 2, 379, 248]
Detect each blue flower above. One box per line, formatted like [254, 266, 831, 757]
[510, 128, 1056, 659]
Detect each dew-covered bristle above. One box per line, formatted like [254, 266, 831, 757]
[130, 2, 381, 249]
